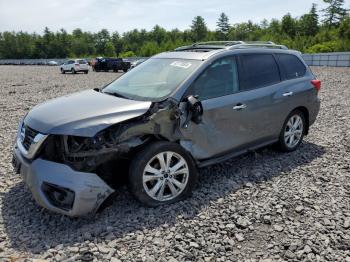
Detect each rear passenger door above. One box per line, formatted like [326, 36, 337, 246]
[274, 53, 311, 123]
[234, 53, 289, 142]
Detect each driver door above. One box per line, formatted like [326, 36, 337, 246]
[180, 56, 251, 160]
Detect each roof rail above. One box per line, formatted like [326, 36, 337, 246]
[230, 43, 288, 50]
[175, 41, 288, 52]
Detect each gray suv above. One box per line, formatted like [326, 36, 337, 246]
[12, 41, 321, 217]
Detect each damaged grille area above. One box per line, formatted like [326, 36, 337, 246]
[22, 125, 39, 150]
[40, 99, 183, 181]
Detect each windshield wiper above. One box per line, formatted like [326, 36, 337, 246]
[103, 90, 129, 99]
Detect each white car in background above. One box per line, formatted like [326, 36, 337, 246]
[48, 61, 58, 66]
[60, 59, 89, 74]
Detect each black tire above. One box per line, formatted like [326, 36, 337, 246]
[71, 68, 76, 74]
[128, 141, 198, 207]
[61, 68, 65, 74]
[123, 69, 128, 73]
[277, 110, 306, 152]
[84, 71, 88, 74]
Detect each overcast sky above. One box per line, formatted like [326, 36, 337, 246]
[0, 0, 349, 34]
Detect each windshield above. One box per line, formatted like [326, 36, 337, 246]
[103, 58, 202, 101]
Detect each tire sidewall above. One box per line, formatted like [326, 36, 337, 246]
[128, 142, 198, 207]
[279, 110, 306, 152]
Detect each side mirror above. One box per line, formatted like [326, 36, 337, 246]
[185, 95, 203, 125]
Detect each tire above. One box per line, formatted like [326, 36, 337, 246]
[71, 68, 76, 74]
[128, 141, 198, 207]
[277, 110, 306, 152]
[61, 68, 65, 74]
[84, 71, 88, 74]
[123, 69, 128, 73]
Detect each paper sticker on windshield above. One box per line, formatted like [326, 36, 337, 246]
[170, 61, 192, 69]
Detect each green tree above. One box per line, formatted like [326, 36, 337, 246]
[104, 41, 116, 57]
[216, 13, 230, 40]
[111, 31, 123, 56]
[339, 16, 350, 39]
[190, 16, 208, 42]
[299, 4, 319, 36]
[95, 29, 111, 55]
[322, 0, 348, 26]
[281, 13, 297, 38]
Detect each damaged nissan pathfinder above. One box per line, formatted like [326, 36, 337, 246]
[12, 41, 321, 217]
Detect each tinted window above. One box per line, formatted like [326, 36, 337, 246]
[78, 59, 87, 64]
[276, 54, 306, 80]
[192, 57, 239, 100]
[68, 60, 74, 64]
[239, 54, 280, 90]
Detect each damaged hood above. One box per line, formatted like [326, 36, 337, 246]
[25, 89, 152, 137]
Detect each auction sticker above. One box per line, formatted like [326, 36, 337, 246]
[170, 61, 192, 69]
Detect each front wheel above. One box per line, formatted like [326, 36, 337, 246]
[128, 141, 198, 207]
[60, 68, 65, 74]
[278, 110, 306, 152]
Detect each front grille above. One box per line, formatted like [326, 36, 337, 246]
[22, 125, 39, 150]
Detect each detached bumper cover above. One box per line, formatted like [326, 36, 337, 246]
[13, 146, 114, 217]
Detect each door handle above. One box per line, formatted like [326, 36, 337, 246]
[233, 104, 247, 110]
[283, 91, 293, 97]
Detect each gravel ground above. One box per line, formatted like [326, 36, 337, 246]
[0, 65, 349, 262]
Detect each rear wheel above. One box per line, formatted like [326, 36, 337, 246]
[128, 141, 198, 206]
[123, 69, 128, 73]
[71, 68, 76, 74]
[278, 110, 306, 152]
[84, 71, 88, 74]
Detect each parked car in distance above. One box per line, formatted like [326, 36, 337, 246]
[60, 59, 89, 74]
[92, 58, 131, 72]
[130, 58, 147, 70]
[12, 41, 320, 217]
[48, 61, 58, 66]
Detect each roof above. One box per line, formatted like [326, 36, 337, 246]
[152, 49, 225, 60]
[152, 41, 295, 61]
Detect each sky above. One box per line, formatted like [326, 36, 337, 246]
[0, 0, 349, 34]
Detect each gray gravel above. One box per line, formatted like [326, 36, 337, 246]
[0, 65, 349, 261]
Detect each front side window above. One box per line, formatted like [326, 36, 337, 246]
[238, 54, 280, 91]
[103, 58, 202, 101]
[276, 54, 306, 80]
[191, 57, 239, 100]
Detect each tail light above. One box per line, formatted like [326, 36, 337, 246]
[311, 79, 321, 91]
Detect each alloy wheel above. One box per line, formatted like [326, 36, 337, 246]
[284, 114, 304, 148]
[142, 151, 189, 201]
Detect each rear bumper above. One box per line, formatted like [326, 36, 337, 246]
[12, 145, 114, 217]
[309, 97, 321, 126]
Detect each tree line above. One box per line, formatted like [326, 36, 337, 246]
[0, 0, 349, 59]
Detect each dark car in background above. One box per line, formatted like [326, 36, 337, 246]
[92, 58, 131, 72]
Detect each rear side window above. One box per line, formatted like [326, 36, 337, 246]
[238, 54, 280, 91]
[78, 59, 87, 64]
[276, 54, 306, 80]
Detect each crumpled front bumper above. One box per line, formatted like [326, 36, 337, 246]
[12, 144, 114, 217]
